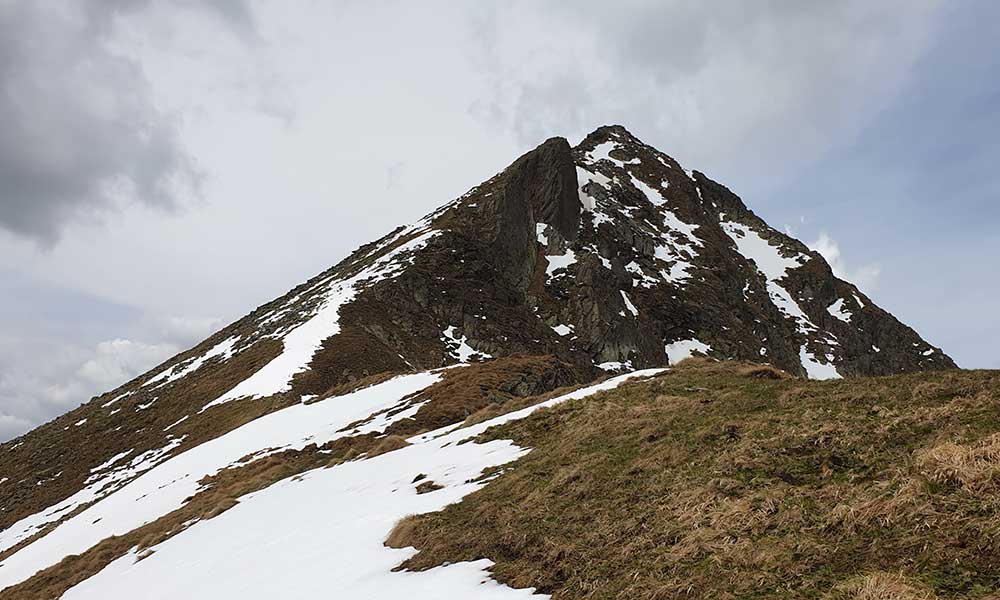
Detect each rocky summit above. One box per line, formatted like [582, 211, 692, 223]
[252, 123, 952, 381]
[0, 126, 960, 599]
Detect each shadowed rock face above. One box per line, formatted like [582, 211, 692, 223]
[473, 136, 579, 293]
[508, 136, 581, 244]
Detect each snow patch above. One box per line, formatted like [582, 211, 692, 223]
[654, 246, 694, 284]
[721, 221, 804, 281]
[661, 209, 702, 249]
[89, 450, 134, 474]
[596, 361, 631, 372]
[665, 339, 711, 364]
[0, 435, 186, 559]
[799, 347, 842, 380]
[587, 141, 638, 167]
[630, 174, 664, 206]
[721, 221, 824, 336]
[101, 391, 131, 409]
[535, 223, 548, 246]
[620, 291, 639, 318]
[545, 250, 577, 279]
[551, 324, 574, 337]
[625, 261, 659, 288]
[0, 372, 445, 589]
[143, 336, 240, 389]
[827, 298, 852, 323]
[163, 416, 188, 432]
[442, 326, 490, 362]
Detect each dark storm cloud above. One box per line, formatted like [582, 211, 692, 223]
[0, 1, 252, 245]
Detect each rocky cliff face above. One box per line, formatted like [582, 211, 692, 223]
[0, 125, 955, 595]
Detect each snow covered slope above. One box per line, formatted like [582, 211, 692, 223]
[1, 367, 660, 598]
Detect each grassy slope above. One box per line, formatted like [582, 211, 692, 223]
[393, 360, 1000, 599]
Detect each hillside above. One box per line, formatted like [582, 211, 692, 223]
[5, 361, 999, 598]
[0, 126, 966, 598]
[393, 361, 1000, 599]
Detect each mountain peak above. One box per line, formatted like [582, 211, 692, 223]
[0, 125, 957, 596]
[584, 123, 641, 141]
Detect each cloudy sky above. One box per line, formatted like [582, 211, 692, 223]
[1, 0, 997, 440]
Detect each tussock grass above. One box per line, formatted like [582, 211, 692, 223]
[392, 361, 1000, 598]
[917, 434, 1000, 490]
[385, 516, 423, 550]
[739, 364, 794, 380]
[843, 572, 937, 600]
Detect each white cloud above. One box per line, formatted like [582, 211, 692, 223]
[75, 339, 178, 391]
[0, 336, 179, 441]
[468, 0, 945, 189]
[0, 414, 34, 444]
[810, 232, 882, 292]
[151, 315, 225, 346]
[0, 312, 222, 441]
[0, 1, 948, 321]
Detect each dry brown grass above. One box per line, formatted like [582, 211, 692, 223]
[385, 515, 422, 549]
[843, 572, 937, 600]
[382, 354, 583, 436]
[369, 435, 410, 457]
[917, 434, 1000, 490]
[391, 364, 1000, 598]
[739, 364, 793, 380]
